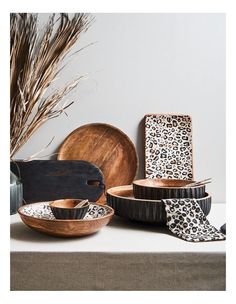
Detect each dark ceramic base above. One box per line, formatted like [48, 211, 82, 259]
[107, 188, 211, 224]
[133, 183, 206, 200]
[50, 205, 89, 220]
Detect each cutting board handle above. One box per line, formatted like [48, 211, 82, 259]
[87, 180, 105, 189]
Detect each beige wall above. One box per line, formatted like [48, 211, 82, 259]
[15, 13, 226, 203]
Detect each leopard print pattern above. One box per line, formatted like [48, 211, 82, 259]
[21, 202, 111, 220]
[163, 198, 225, 242]
[145, 114, 193, 180]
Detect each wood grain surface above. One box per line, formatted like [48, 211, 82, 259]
[10, 160, 105, 203]
[18, 203, 114, 237]
[58, 123, 139, 204]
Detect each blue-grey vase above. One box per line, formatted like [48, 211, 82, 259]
[10, 171, 23, 215]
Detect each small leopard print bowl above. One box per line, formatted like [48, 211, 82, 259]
[133, 179, 206, 200]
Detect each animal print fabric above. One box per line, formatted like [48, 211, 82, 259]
[145, 114, 193, 180]
[163, 198, 226, 242]
[21, 202, 111, 220]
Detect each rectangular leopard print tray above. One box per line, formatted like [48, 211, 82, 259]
[144, 114, 193, 180]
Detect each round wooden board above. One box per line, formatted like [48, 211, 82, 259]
[58, 123, 139, 204]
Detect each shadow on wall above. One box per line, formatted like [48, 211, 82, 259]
[51, 142, 61, 160]
[135, 117, 145, 180]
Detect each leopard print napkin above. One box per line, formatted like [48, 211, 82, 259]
[162, 198, 226, 242]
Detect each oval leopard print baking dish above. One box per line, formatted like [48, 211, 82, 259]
[107, 185, 211, 224]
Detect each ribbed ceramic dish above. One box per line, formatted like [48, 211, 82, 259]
[133, 179, 205, 200]
[107, 185, 211, 224]
[49, 199, 89, 219]
[18, 202, 114, 237]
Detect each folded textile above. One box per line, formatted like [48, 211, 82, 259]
[162, 198, 226, 242]
[220, 223, 226, 235]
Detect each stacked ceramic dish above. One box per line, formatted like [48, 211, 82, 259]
[107, 179, 211, 224]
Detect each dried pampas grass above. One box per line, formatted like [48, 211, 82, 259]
[10, 13, 94, 158]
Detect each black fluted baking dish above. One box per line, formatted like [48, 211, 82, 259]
[107, 185, 211, 224]
[133, 178, 206, 200]
[49, 199, 89, 220]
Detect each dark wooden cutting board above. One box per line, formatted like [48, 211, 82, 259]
[10, 160, 105, 203]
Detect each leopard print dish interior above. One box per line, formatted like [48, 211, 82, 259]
[145, 114, 193, 180]
[21, 202, 111, 220]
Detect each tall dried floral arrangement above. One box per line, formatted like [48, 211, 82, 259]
[10, 13, 93, 158]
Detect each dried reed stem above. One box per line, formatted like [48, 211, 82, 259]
[10, 13, 94, 158]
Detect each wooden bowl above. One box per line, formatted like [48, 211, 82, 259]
[133, 179, 206, 200]
[49, 199, 89, 220]
[107, 185, 211, 223]
[18, 202, 114, 237]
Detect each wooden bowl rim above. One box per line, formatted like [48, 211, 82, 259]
[133, 178, 204, 189]
[18, 202, 114, 223]
[144, 113, 193, 118]
[49, 199, 89, 209]
[107, 185, 211, 203]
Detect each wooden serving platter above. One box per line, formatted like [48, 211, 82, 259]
[144, 114, 193, 180]
[18, 202, 114, 237]
[10, 160, 105, 203]
[58, 123, 139, 204]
